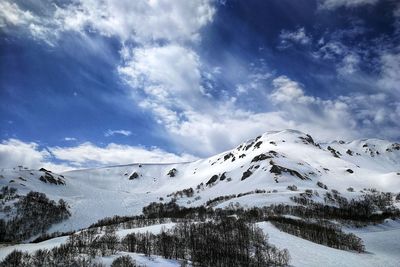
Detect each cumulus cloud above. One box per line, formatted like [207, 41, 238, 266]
[319, 0, 379, 10]
[118, 45, 205, 111]
[49, 142, 196, 166]
[0, 139, 196, 171]
[269, 75, 400, 142]
[271, 76, 314, 104]
[105, 129, 132, 137]
[0, 139, 50, 169]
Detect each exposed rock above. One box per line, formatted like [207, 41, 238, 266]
[241, 169, 253, 181]
[219, 172, 227, 181]
[224, 153, 234, 161]
[239, 154, 246, 158]
[206, 175, 219, 186]
[129, 172, 139, 180]
[327, 146, 341, 158]
[268, 150, 279, 157]
[245, 141, 255, 150]
[253, 141, 263, 149]
[346, 169, 354, 174]
[251, 153, 271, 163]
[39, 172, 65, 185]
[299, 134, 317, 146]
[269, 164, 307, 180]
[167, 168, 177, 177]
[346, 149, 353, 156]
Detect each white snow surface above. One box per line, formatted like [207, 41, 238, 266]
[257, 220, 400, 267]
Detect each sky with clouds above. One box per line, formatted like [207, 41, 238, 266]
[0, 0, 399, 171]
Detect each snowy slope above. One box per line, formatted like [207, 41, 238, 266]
[1, 129, 399, 232]
[257, 219, 400, 267]
[1, 219, 399, 267]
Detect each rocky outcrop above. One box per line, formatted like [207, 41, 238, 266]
[270, 164, 307, 180]
[167, 168, 177, 177]
[129, 172, 139, 180]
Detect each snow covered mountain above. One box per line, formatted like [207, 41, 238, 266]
[1, 129, 399, 233]
[1, 129, 400, 267]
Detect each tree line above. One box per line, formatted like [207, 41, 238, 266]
[0, 191, 70, 242]
[1, 219, 290, 267]
[121, 218, 290, 266]
[269, 216, 364, 252]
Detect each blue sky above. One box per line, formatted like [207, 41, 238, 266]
[0, 0, 399, 170]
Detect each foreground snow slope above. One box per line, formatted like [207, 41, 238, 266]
[1, 129, 399, 232]
[258, 219, 400, 267]
[1, 219, 399, 267]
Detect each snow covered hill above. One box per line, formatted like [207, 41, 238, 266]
[1, 129, 399, 233]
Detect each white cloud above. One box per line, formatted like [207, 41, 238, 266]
[279, 27, 311, 49]
[337, 53, 360, 75]
[271, 76, 315, 104]
[162, 109, 292, 156]
[314, 41, 346, 59]
[319, 0, 379, 10]
[0, 1, 37, 27]
[105, 129, 132, 137]
[313, 40, 363, 77]
[55, 0, 214, 43]
[118, 45, 204, 105]
[0, 139, 50, 169]
[64, 137, 77, 141]
[50, 142, 196, 166]
[0, 139, 196, 171]
[0, 1, 56, 44]
[378, 51, 400, 93]
[1, 0, 214, 45]
[269, 75, 400, 142]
